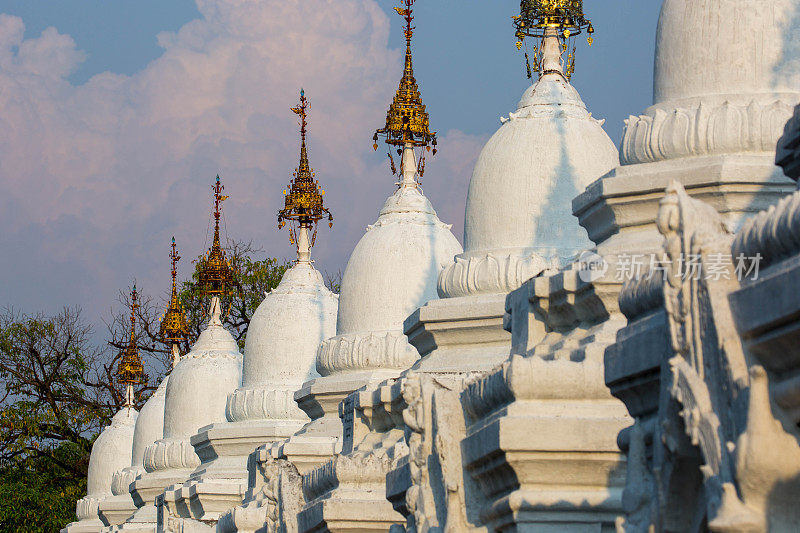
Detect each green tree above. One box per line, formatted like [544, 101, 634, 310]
[0, 241, 293, 529]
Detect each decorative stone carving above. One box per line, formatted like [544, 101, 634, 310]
[732, 187, 800, 272]
[315, 329, 419, 376]
[399, 372, 474, 533]
[296, 378, 407, 533]
[76, 496, 103, 521]
[143, 437, 201, 472]
[461, 267, 630, 532]
[110, 466, 145, 497]
[226, 386, 306, 424]
[437, 249, 551, 298]
[621, 98, 796, 165]
[609, 182, 800, 532]
[218, 447, 307, 533]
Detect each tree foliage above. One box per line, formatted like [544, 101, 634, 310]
[0, 240, 298, 527]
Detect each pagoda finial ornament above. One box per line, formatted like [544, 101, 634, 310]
[513, 0, 594, 80]
[278, 89, 333, 264]
[373, 0, 437, 184]
[197, 176, 236, 299]
[159, 236, 189, 368]
[117, 284, 145, 408]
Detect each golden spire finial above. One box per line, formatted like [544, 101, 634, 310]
[117, 284, 145, 408]
[513, 0, 594, 81]
[374, 0, 437, 178]
[159, 237, 189, 366]
[197, 176, 236, 298]
[278, 89, 333, 263]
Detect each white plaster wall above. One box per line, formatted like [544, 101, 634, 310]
[162, 325, 241, 439]
[86, 408, 137, 497]
[130, 376, 168, 466]
[655, 0, 800, 104]
[464, 74, 618, 256]
[243, 263, 337, 386]
[336, 187, 462, 336]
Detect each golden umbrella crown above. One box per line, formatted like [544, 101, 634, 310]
[278, 89, 333, 236]
[513, 0, 595, 80]
[373, 0, 437, 153]
[159, 236, 189, 343]
[117, 284, 145, 386]
[197, 176, 236, 297]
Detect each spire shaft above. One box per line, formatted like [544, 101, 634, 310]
[279, 89, 333, 261]
[541, 27, 563, 76]
[160, 236, 189, 354]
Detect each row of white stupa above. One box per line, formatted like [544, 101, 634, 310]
[63, 0, 800, 531]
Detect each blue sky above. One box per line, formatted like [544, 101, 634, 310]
[0, 0, 662, 331]
[0, 0, 659, 142]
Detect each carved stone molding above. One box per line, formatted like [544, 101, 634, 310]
[621, 98, 796, 165]
[226, 385, 306, 423]
[618, 273, 664, 320]
[301, 453, 393, 503]
[143, 438, 200, 472]
[437, 249, 551, 298]
[75, 495, 102, 520]
[315, 329, 419, 376]
[733, 188, 800, 271]
[110, 465, 145, 496]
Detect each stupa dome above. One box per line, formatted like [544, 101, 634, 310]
[655, 0, 800, 105]
[335, 185, 462, 337]
[463, 71, 618, 260]
[108, 377, 168, 497]
[227, 262, 337, 421]
[130, 376, 168, 465]
[86, 408, 138, 497]
[163, 311, 241, 440]
[620, 0, 800, 166]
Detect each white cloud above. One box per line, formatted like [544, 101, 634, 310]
[0, 1, 486, 329]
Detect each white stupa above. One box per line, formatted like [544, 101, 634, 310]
[98, 376, 168, 528]
[439, 30, 618, 298]
[407, 28, 619, 375]
[296, 150, 462, 429]
[66, 287, 145, 533]
[575, 0, 800, 255]
[131, 185, 243, 530]
[167, 91, 339, 526]
[63, 408, 138, 533]
[145, 296, 241, 525]
[291, 45, 462, 460]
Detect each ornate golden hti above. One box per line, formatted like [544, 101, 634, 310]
[117, 284, 145, 406]
[159, 236, 189, 345]
[513, 0, 594, 80]
[197, 176, 236, 297]
[278, 89, 333, 254]
[373, 0, 437, 176]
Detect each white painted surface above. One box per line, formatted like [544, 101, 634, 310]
[86, 408, 138, 498]
[655, 0, 800, 105]
[336, 164, 462, 337]
[463, 72, 618, 258]
[162, 301, 242, 440]
[130, 376, 168, 466]
[229, 262, 337, 422]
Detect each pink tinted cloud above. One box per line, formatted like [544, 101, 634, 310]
[0, 1, 485, 330]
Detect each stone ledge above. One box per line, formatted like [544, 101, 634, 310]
[574, 153, 794, 253]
